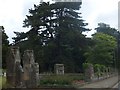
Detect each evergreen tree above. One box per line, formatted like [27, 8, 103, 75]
[13, 2, 90, 73]
[1, 26, 9, 69]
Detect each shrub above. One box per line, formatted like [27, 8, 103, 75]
[39, 74, 84, 87]
[83, 63, 92, 70]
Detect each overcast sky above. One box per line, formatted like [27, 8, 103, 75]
[0, 0, 119, 43]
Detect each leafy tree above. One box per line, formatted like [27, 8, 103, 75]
[1, 26, 9, 69]
[95, 23, 119, 69]
[85, 33, 117, 67]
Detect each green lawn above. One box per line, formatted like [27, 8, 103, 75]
[0, 76, 2, 88]
[0, 69, 7, 88]
[39, 74, 84, 87]
[0, 76, 6, 88]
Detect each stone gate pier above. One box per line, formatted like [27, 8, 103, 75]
[6, 46, 39, 88]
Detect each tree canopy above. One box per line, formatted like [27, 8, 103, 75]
[12, 2, 90, 73]
[95, 23, 118, 38]
[85, 24, 117, 67]
[1, 26, 9, 69]
[7, 2, 118, 73]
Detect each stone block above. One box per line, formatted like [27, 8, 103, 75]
[54, 64, 64, 75]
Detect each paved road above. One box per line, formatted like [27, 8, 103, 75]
[77, 75, 118, 88]
[112, 81, 120, 88]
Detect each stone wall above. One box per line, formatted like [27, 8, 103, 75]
[6, 46, 21, 87]
[84, 64, 94, 82]
[54, 64, 64, 75]
[6, 46, 39, 88]
[23, 50, 39, 88]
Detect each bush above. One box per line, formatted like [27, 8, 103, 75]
[39, 74, 84, 87]
[83, 63, 92, 70]
[94, 64, 107, 72]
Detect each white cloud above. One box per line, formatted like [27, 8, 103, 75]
[81, 0, 119, 30]
[0, 0, 40, 42]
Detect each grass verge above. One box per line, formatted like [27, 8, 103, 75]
[39, 74, 84, 87]
[0, 76, 6, 88]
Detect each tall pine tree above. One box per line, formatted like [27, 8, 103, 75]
[13, 2, 90, 73]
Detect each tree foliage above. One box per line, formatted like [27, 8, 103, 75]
[1, 26, 9, 69]
[85, 32, 117, 67]
[95, 23, 119, 69]
[12, 2, 89, 73]
[95, 23, 118, 38]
